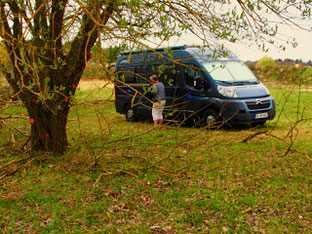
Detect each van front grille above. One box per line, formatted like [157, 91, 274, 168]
[246, 100, 270, 110]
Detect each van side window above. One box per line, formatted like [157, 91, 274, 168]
[117, 67, 136, 83]
[153, 64, 178, 86]
[184, 65, 203, 87]
[136, 65, 150, 84]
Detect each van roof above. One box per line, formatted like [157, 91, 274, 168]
[117, 46, 240, 66]
[120, 45, 188, 55]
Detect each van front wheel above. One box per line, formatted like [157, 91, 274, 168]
[202, 109, 220, 128]
[125, 105, 138, 122]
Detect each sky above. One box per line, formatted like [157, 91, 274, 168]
[164, 27, 312, 62]
[154, 1, 312, 63]
[226, 30, 312, 62]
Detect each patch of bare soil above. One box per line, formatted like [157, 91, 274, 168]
[78, 79, 114, 90]
[0, 73, 16, 101]
[0, 72, 9, 88]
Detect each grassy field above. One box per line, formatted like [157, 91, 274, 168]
[0, 83, 312, 232]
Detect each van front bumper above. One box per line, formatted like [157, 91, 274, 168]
[218, 97, 276, 125]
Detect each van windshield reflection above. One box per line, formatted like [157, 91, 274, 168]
[203, 61, 258, 84]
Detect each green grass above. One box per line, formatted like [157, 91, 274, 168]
[0, 83, 312, 232]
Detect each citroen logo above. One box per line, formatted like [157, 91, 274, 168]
[256, 99, 262, 105]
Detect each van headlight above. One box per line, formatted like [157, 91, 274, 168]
[217, 85, 238, 98]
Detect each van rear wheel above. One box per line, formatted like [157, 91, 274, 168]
[125, 105, 138, 122]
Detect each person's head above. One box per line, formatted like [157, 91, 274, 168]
[150, 74, 159, 83]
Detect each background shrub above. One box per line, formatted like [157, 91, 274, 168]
[301, 67, 312, 83]
[256, 56, 278, 69]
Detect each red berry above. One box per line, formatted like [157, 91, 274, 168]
[32, 98, 36, 103]
[29, 118, 35, 124]
[72, 84, 76, 89]
[64, 97, 69, 102]
[44, 133, 50, 137]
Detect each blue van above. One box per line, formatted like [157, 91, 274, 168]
[114, 45, 275, 127]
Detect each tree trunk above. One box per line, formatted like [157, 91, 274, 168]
[97, 37, 103, 65]
[28, 104, 70, 154]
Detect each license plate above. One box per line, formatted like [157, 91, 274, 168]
[255, 112, 268, 119]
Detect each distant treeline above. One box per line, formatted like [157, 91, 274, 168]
[2, 42, 312, 85]
[247, 63, 312, 85]
[248, 58, 312, 66]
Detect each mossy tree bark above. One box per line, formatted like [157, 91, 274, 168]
[0, 0, 114, 153]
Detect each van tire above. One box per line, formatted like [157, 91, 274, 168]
[125, 105, 138, 122]
[202, 109, 220, 128]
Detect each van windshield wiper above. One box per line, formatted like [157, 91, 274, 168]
[232, 81, 258, 85]
[215, 80, 234, 85]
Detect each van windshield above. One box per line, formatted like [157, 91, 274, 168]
[203, 61, 258, 84]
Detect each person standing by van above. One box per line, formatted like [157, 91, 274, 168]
[150, 75, 166, 128]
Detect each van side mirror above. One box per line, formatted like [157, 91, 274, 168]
[194, 76, 205, 90]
